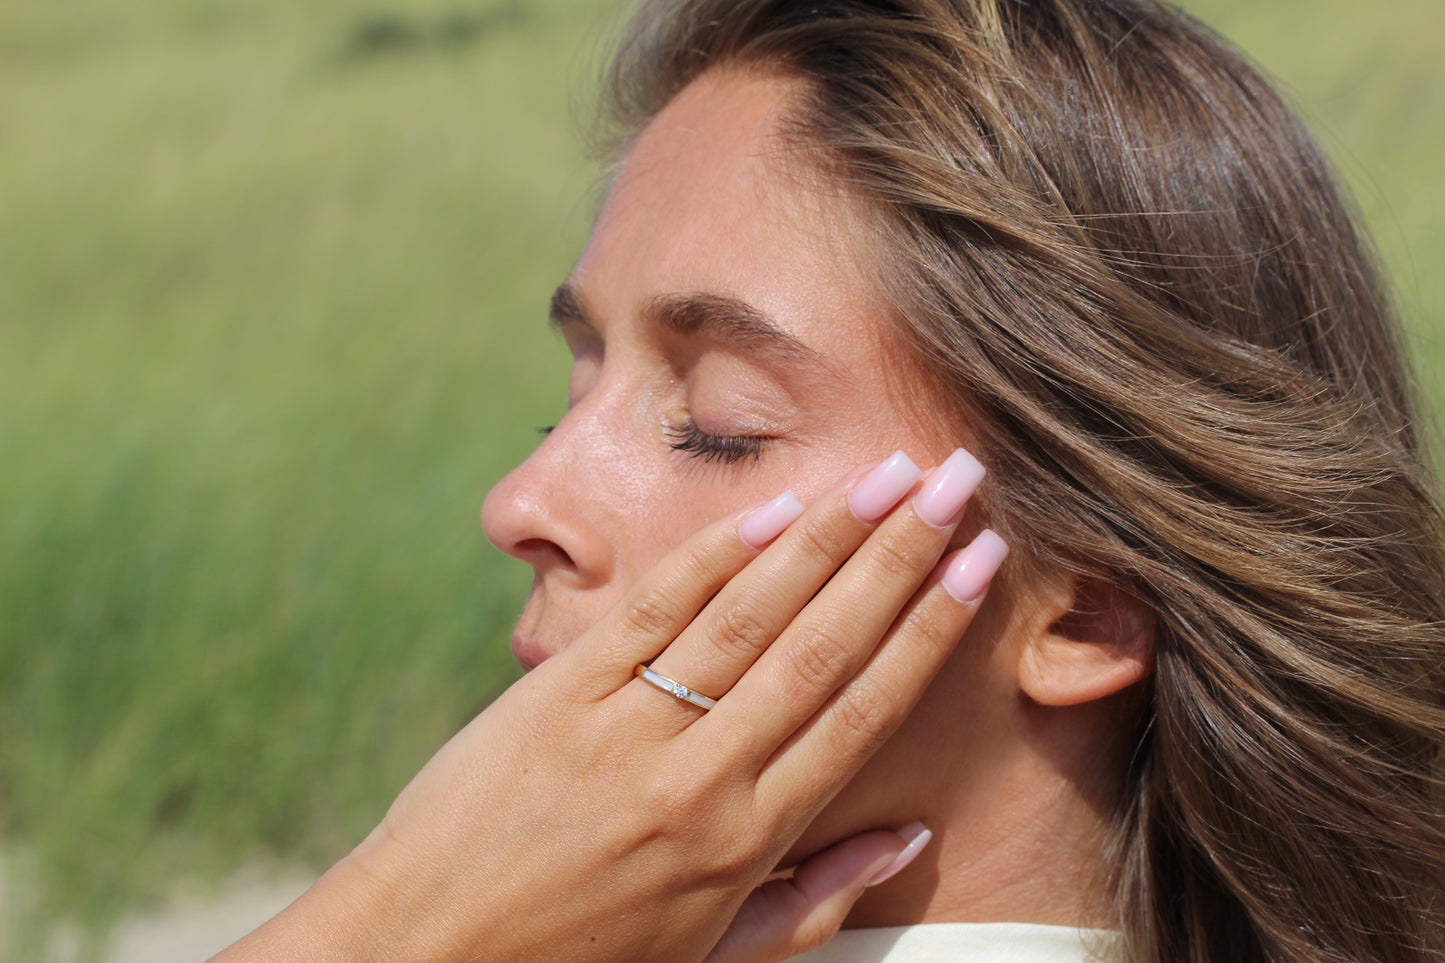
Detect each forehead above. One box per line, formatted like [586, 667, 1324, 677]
[608, 68, 811, 216]
[574, 68, 891, 362]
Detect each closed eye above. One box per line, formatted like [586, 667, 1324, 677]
[663, 420, 769, 465]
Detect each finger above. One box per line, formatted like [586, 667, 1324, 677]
[645, 455, 916, 712]
[703, 824, 933, 963]
[710, 451, 987, 762]
[760, 530, 1009, 802]
[555, 490, 804, 700]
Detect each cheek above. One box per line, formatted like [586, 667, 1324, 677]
[610, 478, 748, 577]
[602, 456, 838, 594]
[628, 450, 853, 565]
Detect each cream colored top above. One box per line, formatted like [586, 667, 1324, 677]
[791, 923, 1121, 962]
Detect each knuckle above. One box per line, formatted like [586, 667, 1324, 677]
[672, 541, 718, 587]
[896, 605, 957, 658]
[831, 683, 894, 757]
[622, 593, 679, 639]
[638, 769, 703, 832]
[782, 627, 855, 692]
[866, 536, 928, 583]
[791, 911, 845, 956]
[711, 827, 767, 879]
[790, 519, 849, 570]
[635, 770, 756, 870]
[707, 600, 775, 663]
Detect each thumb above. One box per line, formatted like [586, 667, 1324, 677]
[704, 823, 932, 963]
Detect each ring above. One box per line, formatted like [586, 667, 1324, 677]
[634, 664, 718, 710]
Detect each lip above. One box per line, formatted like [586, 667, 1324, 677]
[510, 628, 549, 672]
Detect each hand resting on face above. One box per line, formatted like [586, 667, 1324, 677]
[211, 450, 1005, 963]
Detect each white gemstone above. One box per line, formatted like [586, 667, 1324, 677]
[672, 682, 689, 699]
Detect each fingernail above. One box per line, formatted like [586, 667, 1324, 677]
[912, 448, 986, 528]
[868, 821, 933, 886]
[847, 451, 921, 523]
[738, 490, 805, 548]
[942, 529, 1009, 603]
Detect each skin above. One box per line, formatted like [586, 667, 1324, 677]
[216, 67, 1148, 962]
[218, 473, 986, 962]
[483, 68, 1136, 930]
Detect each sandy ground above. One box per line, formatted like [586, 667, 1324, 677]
[97, 869, 315, 963]
[6, 864, 316, 963]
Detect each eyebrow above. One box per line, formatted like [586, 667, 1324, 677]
[549, 281, 828, 368]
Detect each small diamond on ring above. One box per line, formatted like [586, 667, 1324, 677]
[672, 682, 689, 699]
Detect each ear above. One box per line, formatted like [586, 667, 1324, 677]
[1016, 571, 1155, 707]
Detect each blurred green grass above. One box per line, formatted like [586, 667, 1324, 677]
[0, 0, 623, 954]
[0, 0, 1440, 956]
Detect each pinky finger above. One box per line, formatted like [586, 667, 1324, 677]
[703, 825, 932, 963]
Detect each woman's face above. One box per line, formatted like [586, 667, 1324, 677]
[482, 69, 1016, 914]
[483, 69, 969, 665]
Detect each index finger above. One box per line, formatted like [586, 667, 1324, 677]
[556, 489, 805, 701]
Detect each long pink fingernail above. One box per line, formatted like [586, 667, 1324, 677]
[913, 448, 985, 528]
[942, 530, 1009, 603]
[847, 451, 921, 523]
[738, 490, 804, 548]
[868, 821, 932, 886]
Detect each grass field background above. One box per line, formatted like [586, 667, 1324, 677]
[2, 0, 1441, 957]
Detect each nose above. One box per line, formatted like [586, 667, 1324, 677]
[480, 413, 616, 593]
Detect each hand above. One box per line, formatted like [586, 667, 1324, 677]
[214, 449, 1006, 962]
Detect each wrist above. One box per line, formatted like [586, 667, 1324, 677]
[211, 843, 469, 963]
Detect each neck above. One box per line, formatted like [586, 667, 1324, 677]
[844, 697, 1131, 931]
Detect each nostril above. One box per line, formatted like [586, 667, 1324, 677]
[513, 537, 576, 571]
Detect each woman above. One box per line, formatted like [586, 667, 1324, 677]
[218, 0, 1445, 960]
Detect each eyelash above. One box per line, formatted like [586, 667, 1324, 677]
[664, 420, 768, 465]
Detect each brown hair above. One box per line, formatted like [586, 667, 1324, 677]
[598, 1, 1445, 960]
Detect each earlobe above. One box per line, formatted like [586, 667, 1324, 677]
[1017, 576, 1155, 708]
